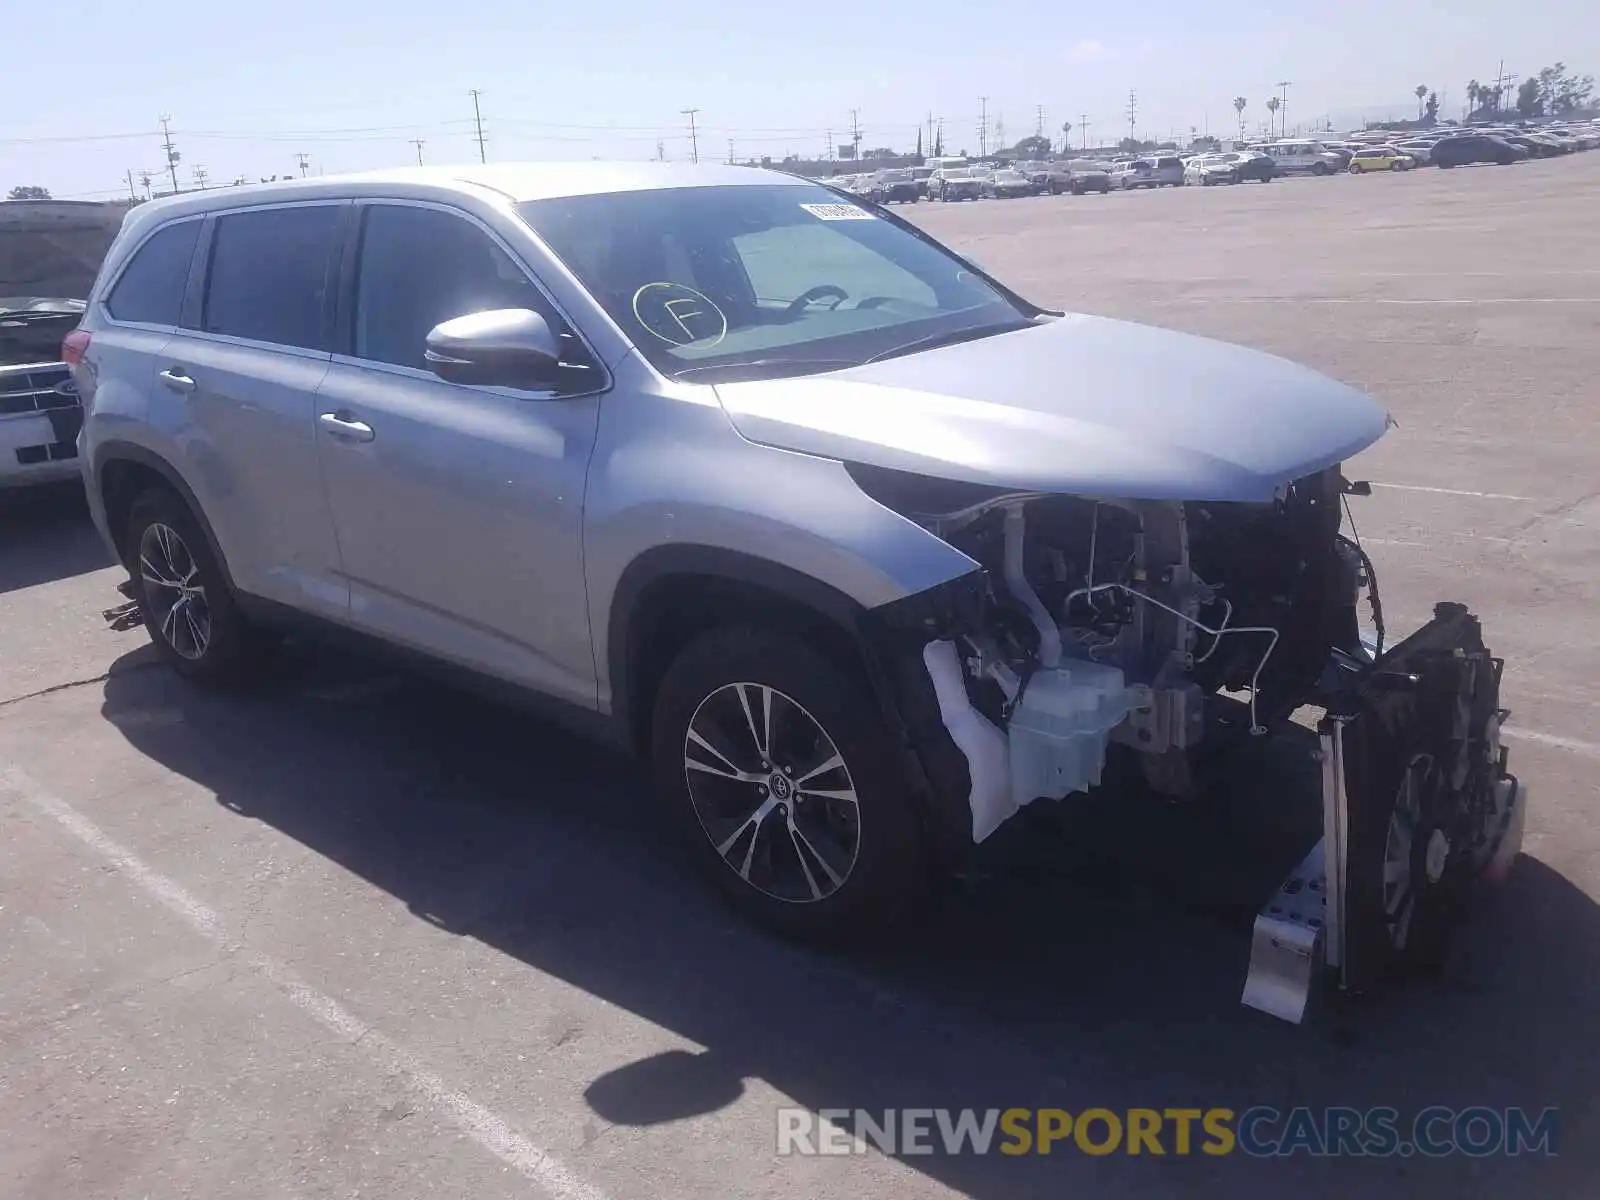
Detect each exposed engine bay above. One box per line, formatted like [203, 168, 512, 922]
[856, 460, 1525, 1022]
[857, 463, 1375, 839]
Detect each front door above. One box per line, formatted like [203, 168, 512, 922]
[312, 201, 603, 707]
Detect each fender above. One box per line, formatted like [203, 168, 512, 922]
[91, 439, 238, 590]
[607, 543, 868, 733]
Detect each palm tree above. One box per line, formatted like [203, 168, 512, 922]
[1415, 84, 1429, 118]
[1061, 120, 1072, 152]
[1233, 96, 1247, 139]
[1265, 96, 1281, 137]
[1466, 80, 1482, 113]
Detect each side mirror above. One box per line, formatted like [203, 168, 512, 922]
[424, 308, 561, 389]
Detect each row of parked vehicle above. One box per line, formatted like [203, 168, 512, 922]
[826, 118, 1599, 205]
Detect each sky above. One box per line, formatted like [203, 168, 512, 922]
[5, 0, 1596, 198]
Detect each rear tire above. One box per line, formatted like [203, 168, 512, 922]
[650, 626, 928, 943]
[124, 486, 262, 684]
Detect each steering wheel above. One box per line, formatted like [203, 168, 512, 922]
[783, 284, 849, 319]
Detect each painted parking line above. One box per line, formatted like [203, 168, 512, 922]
[0, 762, 611, 1200]
[1369, 482, 1535, 502]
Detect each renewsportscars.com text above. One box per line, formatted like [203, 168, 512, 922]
[776, 1106, 1558, 1158]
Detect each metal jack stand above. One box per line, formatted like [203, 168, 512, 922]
[1240, 717, 1349, 1024]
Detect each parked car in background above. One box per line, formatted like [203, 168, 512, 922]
[1250, 140, 1344, 176]
[910, 166, 936, 196]
[1394, 140, 1436, 163]
[1184, 155, 1239, 185]
[983, 168, 1035, 199]
[1113, 156, 1185, 189]
[874, 169, 922, 203]
[1063, 160, 1112, 194]
[1347, 146, 1416, 173]
[1, 200, 123, 489]
[1432, 135, 1527, 168]
[930, 168, 982, 201]
[1225, 150, 1277, 182]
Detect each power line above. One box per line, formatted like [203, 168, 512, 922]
[681, 108, 700, 163]
[470, 89, 487, 162]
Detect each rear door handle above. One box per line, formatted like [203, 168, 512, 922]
[318, 411, 375, 443]
[158, 368, 196, 393]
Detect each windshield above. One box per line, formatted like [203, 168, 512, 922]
[518, 183, 1029, 383]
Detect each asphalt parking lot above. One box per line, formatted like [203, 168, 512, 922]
[3, 154, 1597, 1198]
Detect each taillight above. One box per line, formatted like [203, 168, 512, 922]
[62, 329, 92, 366]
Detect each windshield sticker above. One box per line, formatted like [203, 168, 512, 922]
[799, 203, 876, 221]
[631, 282, 728, 348]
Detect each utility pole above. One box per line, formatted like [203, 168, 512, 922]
[138, 171, 153, 200]
[1035, 105, 1045, 138]
[978, 96, 988, 157]
[826, 130, 834, 161]
[848, 108, 861, 160]
[1081, 113, 1089, 151]
[727, 138, 735, 164]
[411, 138, 425, 166]
[295, 152, 311, 178]
[470, 90, 488, 162]
[1126, 90, 1137, 144]
[159, 115, 180, 194]
[656, 140, 665, 162]
[191, 165, 209, 189]
[681, 108, 700, 163]
[927, 112, 935, 156]
[125, 169, 137, 201]
[1275, 81, 1292, 137]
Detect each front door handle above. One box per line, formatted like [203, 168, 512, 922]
[318, 411, 375, 443]
[158, 368, 196, 393]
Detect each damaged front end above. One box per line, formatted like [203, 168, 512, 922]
[856, 462, 1524, 1023]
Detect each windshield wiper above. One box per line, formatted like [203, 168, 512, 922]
[860, 321, 1030, 365]
[670, 356, 859, 380]
[0, 308, 80, 322]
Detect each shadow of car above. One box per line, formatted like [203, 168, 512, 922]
[93, 641, 1594, 1197]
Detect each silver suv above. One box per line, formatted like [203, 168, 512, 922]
[74, 163, 1519, 960]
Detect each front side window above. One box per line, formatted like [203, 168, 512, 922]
[519, 183, 1029, 383]
[352, 203, 576, 374]
[202, 205, 342, 350]
[106, 220, 200, 325]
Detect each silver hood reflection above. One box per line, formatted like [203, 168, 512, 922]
[713, 314, 1391, 502]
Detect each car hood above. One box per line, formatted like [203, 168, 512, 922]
[713, 314, 1391, 502]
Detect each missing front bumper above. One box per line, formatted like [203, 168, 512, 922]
[1243, 603, 1526, 1023]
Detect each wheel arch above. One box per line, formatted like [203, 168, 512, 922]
[608, 544, 873, 758]
[93, 440, 236, 589]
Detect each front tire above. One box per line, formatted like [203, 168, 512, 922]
[125, 486, 261, 684]
[650, 626, 927, 942]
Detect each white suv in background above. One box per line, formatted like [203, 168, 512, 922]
[1249, 141, 1345, 176]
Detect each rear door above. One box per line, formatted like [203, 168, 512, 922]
[312, 200, 603, 706]
[163, 202, 349, 617]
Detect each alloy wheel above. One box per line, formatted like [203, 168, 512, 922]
[138, 522, 212, 660]
[682, 682, 860, 904]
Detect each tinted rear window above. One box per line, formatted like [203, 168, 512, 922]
[202, 205, 342, 351]
[105, 220, 200, 325]
[1158, 157, 1182, 168]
